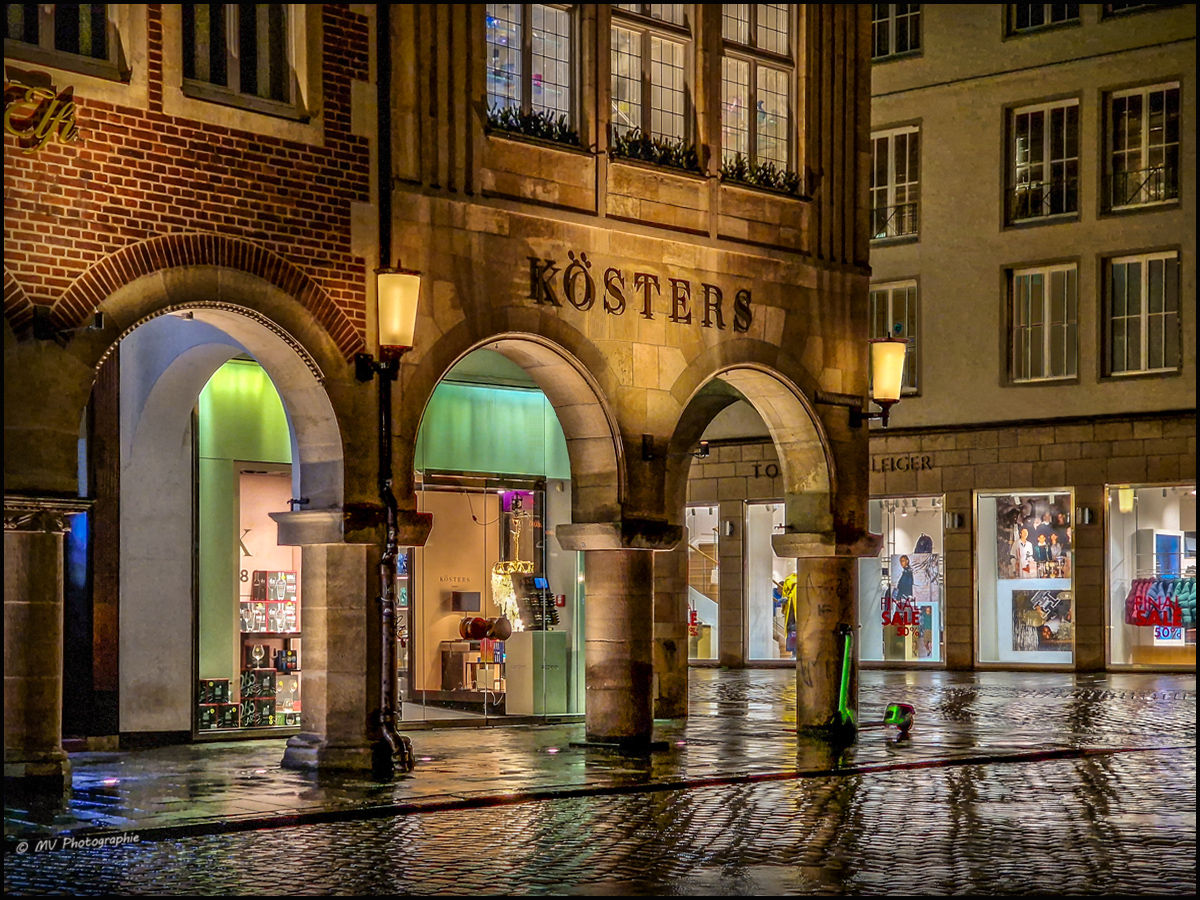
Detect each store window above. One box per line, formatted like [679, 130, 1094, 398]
[1107, 484, 1196, 668]
[745, 502, 797, 661]
[858, 496, 944, 664]
[1010, 262, 1078, 382]
[1008, 99, 1079, 223]
[183, 4, 294, 112]
[1105, 83, 1180, 210]
[870, 126, 920, 240]
[720, 4, 792, 172]
[196, 359, 301, 735]
[611, 4, 690, 142]
[1104, 251, 1181, 376]
[485, 3, 574, 123]
[872, 4, 921, 60]
[976, 490, 1075, 665]
[686, 505, 720, 660]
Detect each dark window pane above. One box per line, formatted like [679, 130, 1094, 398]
[240, 5, 258, 97]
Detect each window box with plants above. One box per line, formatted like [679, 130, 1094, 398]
[719, 154, 806, 198]
[609, 127, 703, 176]
[485, 105, 583, 150]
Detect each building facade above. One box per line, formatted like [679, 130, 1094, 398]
[4, 4, 877, 789]
[864, 3, 1196, 672]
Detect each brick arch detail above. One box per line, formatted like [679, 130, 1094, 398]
[48, 233, 366, 360]
[4, 268, 34, 334]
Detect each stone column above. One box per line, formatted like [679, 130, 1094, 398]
[280, 538, 381, 772]
[652, 541, 688, 719]
[4, 497, 90, 792]
[583, 548, 655, 746]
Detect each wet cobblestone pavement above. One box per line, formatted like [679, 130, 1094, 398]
[5, 669, 1196, 895]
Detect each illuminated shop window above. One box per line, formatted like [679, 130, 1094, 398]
[1106, 83, 1180, 210]
[859, 497, 944, 664]
[976, 490, 1075, 666]
[1105, 251, 1181, 376]
[611, 4, 689, 143]
[485, 4, 574, 123]
[870, 127, 919, 240]
[183, 4, 294, 113]
[720, 4, 792, 172]
[872, 3, 920, 60]
[1107, 484, 1196, 669]
[745, 502, 797, 661]
[686, 505, 719, 661]
[1010, 262, 1078, 383]
[1008, 99, 1079, 222]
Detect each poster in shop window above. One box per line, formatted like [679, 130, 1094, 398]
[1012, 589, 1073, 651]
[995, 493, 1073, 580]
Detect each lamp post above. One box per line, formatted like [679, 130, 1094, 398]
[356, 265, 421, 780]
[815, 331, 909, 429]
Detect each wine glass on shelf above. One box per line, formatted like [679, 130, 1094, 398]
[251, 644, 266, 669]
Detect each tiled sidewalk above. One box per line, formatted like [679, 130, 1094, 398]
[5, 668, 1195, 845]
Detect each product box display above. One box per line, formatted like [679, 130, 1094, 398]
[240, 600, 299, 633]
[251, 570, 297, 602]
[198, 678, 231, 704]
[238, 697, 278, 728]
[276, 711, 301, 727]
[216, 703, 239, 729]
[240, 669, 276, 699]
[274, 648, 299, 672]
[198, 703, 218, 730]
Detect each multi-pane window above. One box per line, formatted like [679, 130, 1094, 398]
[1106, 252, 1181, 375]
[486, 4, 573, 121]
[611, 5, 690, 142]
[870, 282, 919, 393]
[5, 3, 112, 64]
[1008, 4, 1080, 32]
[872, 4, 921, 60]
[871, 127, 919, 240]
[183, 5, 291, 105]
[1011, 264, 1078, 382]
[721, 4, 792, 171]
[1009, 100, 1079, 222]
[1107, 83, 1180, 209]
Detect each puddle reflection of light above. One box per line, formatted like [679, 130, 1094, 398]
[254, 769, 267, 774]
[676, 741, 686, 747]
[547, 748, 559, 754]
[420, 757, 433, 762]
[102, 778, 119, 786]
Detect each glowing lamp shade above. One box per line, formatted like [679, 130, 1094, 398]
[869, 336, 909, 404]
[1117, 487, 1135, 514]
[376, 268, 421, 350]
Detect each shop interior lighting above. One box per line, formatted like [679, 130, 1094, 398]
[1118, 488, 1135, 514]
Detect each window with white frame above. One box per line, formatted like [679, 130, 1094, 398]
[720, 4, 792, 172]
[4, 3, 122, 77]
[1106, 251, 1181, 375]
[182, 5, 293, 110]
[872, 4, 920, 60]
[486, 4, 573, 122]
[871, 126, 919, 240]
[1008, 4, 1080, 33]
[611, 4, 690, 142]
[870, 282, 919, 393]
[1011, 263, 1078, 382]
[1107, 83, 1180, 210]
[1008, 99, 1079, 222]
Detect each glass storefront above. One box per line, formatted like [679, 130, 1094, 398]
[859, 496, 945, 664]
[976, 489, 1075, 666]
[1107, 483, 1197, 668]
[745, 502, 796, 661]
[686, 505, 719, 660]
[197, 359, 302, 734]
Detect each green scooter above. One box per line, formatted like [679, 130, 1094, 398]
[836, 624, 915, 736]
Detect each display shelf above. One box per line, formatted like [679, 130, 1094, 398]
[240, 631, 302, 638]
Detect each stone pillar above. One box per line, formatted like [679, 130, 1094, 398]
[4, 497, 90, 792]
[791, 554, 860, 735]
[583, 548, 655, 746]
[280, 539, 381, 772]
[652, 541, 688, 718]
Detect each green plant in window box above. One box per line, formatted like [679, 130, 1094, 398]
[720, 153, 803, 196]
[610, 127, 701, 174]
[486, 105, 581, 147]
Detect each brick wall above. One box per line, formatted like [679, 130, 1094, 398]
[3, 5, 371, 351]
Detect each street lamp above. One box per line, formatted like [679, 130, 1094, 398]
[356, 265, 421, 780]
[849, 334, 908, 428]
